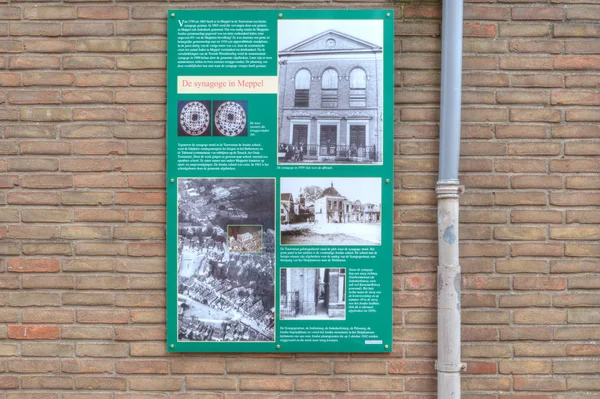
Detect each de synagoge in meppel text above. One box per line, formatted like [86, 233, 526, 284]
[277, 30, 384, 164]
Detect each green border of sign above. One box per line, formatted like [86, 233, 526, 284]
[167, 9, 394, 353]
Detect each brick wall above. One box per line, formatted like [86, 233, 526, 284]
[1, 0, 599, 398]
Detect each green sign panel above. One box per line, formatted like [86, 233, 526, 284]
[167, 9, 394, 353]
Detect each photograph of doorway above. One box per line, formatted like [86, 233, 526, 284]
[280, 268, 346, 320]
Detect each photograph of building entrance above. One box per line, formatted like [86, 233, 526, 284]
[280, 268, 346, 320]
[277, 19, 383, 165]
[280, 177, 381, 245]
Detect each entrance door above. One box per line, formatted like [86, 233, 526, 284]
[320, 125, 337, 156]
[292, 124, 308, 154]
[349, 125, 366, 157]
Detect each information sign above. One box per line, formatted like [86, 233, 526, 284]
[167, 9, 394, 352]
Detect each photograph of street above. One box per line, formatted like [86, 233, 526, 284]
[177, 178, 275, 342]
[280, 177, 381, 245]
[280, 268, 346, 320]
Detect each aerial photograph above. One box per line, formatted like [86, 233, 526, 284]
[177, 178, 275, 342]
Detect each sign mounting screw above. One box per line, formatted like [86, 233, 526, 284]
[171, 13, 175, 18]
[170, 179, 175, 183]
[170, 344, 174, 349]
[385, 179, 390, 184]
[278, 13, 283, 18]
[385, 344, 389, 349]
[276, 344, 281, 349]
[386, 13, 391, 18]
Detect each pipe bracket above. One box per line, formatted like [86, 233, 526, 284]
[436, 361, 466, 373]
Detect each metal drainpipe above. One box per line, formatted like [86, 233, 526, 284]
[436, 1, 466, 399]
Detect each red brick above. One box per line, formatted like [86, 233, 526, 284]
[389, 360, 435, 375]
[296, 377, 348, 392]
[511, 244, 563, 257]
[7, 191, 59, 205]
[7, 90, 60, 105]
[8, 325, 59, 340]
[116, 360, 169, 374]
[0, 376, 20, 389]
[514, 377, 566, 392]
[24, 39, 75, 53]
[63, 22, 114, 36]
[555, 56, 600, 70]
[464, 23, 497, 38]
[62, 90, 113, 104]
[76, 73, 128, 87]
[513, 7, 564, 21]
[78, 6, 129, 20]
[7, 258, 59, 273]
[129, 378, 181, 391]
[73, 108, 125, 122]
[0, 73, 22, 87]
[74, 174, 127, 188]
[404, 6, 441, 19]
[115, 192, 165, 205]
[62, 359, 113, 374]
[510, 40, 563, 54]
[9, 56, 60, 70]
[23, 72, 75, 86]
[10, 22, 61, 37]
[501, 56, 553, 70]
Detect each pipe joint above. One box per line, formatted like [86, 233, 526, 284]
[436, 180, 462, 199]
[439, 263, 461, 271]
[436, 361, 467, 373]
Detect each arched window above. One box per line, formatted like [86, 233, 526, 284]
[349, 67, 367, 107]
[322, 69, 338, 89]
[321, 68, 338, 108]
[350, 68, 366, 89]
[294, 69, 310, 107]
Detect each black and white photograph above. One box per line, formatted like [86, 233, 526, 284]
[280, 268, 346, 320]
[213, 100, 248, 137]
[177, 178, 275, 342]
[178, 100, 211, 137]
[227, 225, 263, 253]
[280, 177, 381, 246]
[277, 19, 384, 164]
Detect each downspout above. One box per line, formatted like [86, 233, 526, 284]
[436, 1, 466, 399]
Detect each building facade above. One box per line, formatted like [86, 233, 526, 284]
[280, 192, 295, 224]
[278, 30, 384, 163]
[314, 183, 381, 224]
[281, 192, 312, 224]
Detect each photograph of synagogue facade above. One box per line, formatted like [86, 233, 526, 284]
[177, 179, 275, 342]
[277, 20, 383, 164]
[280, 268, 346, 320]
[280, 178, 381, 245]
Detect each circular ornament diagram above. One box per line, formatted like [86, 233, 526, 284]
[215, 101, 247, 136]
[180, 101, 210, 136]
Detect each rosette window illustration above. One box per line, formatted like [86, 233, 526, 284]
[214, 100, 248, 137]
[178, 100, 211, 136]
